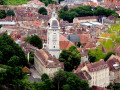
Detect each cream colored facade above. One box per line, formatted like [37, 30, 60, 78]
[34, 52, 61, 77]
[81, 65, 110, 87]
[73, 17, 97, 24]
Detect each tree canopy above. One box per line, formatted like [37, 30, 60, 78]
[88, 49, 105, 62]
[0, 9, 6, 19]
[6, 9, 15, 16]
[52, 69, 92, 90]
[59, 46, 81, 71]
[0, 33, 28, 67]
[38, 7, 47, 15]
[24, 35, 43, 49]
[41, 73, 49, 81]
[58, 6, 119, 22]
[39, 0, 55, 6]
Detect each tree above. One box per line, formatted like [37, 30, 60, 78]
[0, 25, 2, 28]
[0, 67, 26, 87]
[0, 51, 3, 63]
[62, 84, 70, 90]
[58, 6, 118, 23]
[111, 13, 119, 18]
[0, 0, 5, 5]
[77, 41, 81, 47]
[6, 9, 15, 16]
[88, 49, 105, 62]
[30, 35, 43, 49]
[104, 51, 115, 61]
[41, 73, 49, 81]
[0, 33, 28, 67]
[63, 5, 68, 11]
[7, 56, 20, 66]
[53, 69, 67, 90]
[29, 51, 34, 64]
[0, 9, 6, 19]
[53, 70, 92, 90]
[59, 46, 81, 71]
[38, 7, 47, 15]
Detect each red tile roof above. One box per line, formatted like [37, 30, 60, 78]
[59, 41, 74, 50]
[86, 60, 108, 72]
[83, 41, 96, 49]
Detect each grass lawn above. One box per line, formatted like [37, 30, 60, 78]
[6, 0, 30, 5]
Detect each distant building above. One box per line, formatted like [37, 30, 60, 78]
[107, 55, 120, 83]
[47, 8, 60, 59]
[34, 49, 62, 77]
[73, 16, 98, 24]
[74, 60, 110, 87]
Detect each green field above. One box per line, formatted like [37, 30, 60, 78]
[6, 0, 30, 5]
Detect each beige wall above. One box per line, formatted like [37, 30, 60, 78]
[82, 66, 110, 87]
[34, 53, 60, 77]
[73, 18, 97, 23]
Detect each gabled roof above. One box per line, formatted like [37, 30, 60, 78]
[83, 41, 96, 49]
[23, 66, 31, 74]
[86, 60, 108, 72]
[107, 56, 119, 71]
[35, 49, 61, 68]
[75, 70, 92, 81]
[59, 41, 74, 50]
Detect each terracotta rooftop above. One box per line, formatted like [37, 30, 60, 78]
[83, 41, 96, 49]
[86, 60, 108, 72]
[23, 66, 31, 74]
[107, 56, 120, 71]
[35, 49, 61, 68]
[59, 41, 74, 50]
[75, 70, 92, 81]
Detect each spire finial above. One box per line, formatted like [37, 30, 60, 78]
[53, 4, 55, 12]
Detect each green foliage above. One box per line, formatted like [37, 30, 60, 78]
[0, 33, 28, 67]
[24, 35, 43, 49]
[53, 70, 92, 90]
[0, 9, 6, 19]
[38, 7, 47, 15]
[7, 56, 20, 66]
[0, 25, 2, 28]
[39, 0, 54, 6]
[6, 9, 15, 16]
[77, 41, 81, 47]
[63, 5, 69, 11]
[59, 46, 81, 71]
[5, 0, 30, 5]
[62, 84, 70, 90]
[88, 49, 105, 62]
[41, 73, 49, 81]
[30, 35, 43, 49]
[111, 13, 119, 18]
[0, 0, 6, 5]
[0, 67, 26, 86]
[58, 6, 118, 22]
[29, 51, 34, 64]
[104, 51, 115, 61]
[0, 64, 10, 69]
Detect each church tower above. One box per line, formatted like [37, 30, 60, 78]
[47, 5, 60, 59]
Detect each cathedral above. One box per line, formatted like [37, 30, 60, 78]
[46, 8, 60, 59]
